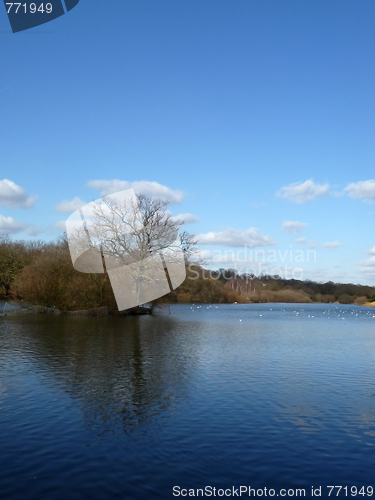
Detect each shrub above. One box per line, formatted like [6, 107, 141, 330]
[338, 294, 354, 304]
[11, 240, 114, 311]
[354, 296, 368, 305]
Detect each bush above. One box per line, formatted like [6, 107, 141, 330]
[11, 239, 115, 311]
[354, 296, 368, 305]
[338, 294, 354, 304]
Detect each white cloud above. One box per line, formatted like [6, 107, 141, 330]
[344, 180, 375, 203]
[0, 215, 28, 234]
[295, 237, 318, 249]
[367, 246, 375, 255]
[171, 213, 199, 225]
[282, 220, 309, 234]
[25, 226, 43, 236]
[277, 179, 329, 204]
[87, 179, 184, 204]
[332, 190, 345, 198]
[359, 267, 375, 282]
[360, 256, 375, 267]
[197, 227, 275, 247]
[56, 197, 86, 213]
[190, 250, 213, 264]
[0, 179, 37, 208]
[0, 214, 43, 236]
[52, 220, 67, 232]
[323, 242, 344, 249]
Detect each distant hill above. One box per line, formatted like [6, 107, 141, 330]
[167, 267, 375, 305]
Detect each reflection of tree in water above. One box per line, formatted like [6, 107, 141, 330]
[12, 315, 194, 437]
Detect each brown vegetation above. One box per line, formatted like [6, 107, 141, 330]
[196, 270, 375, 306]
[1, 235, 375, 312]
[9, 236, 117, 312]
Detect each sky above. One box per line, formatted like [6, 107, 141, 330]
[1, 0, 375, 285]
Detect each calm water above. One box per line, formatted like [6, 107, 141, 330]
[1, 303, 375, 499]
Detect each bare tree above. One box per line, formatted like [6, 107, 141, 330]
[179, 230, 198, 264]
[67, 190, 188, 311]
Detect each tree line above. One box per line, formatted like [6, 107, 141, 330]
[211, 269, 375, 305]
[1, 235, 374, 309]
[0, 234, 244, 311]
[1, 191, 374, 310]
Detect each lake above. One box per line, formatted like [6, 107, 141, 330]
[1, 303, 375, 499]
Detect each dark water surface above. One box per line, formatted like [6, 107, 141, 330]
[1, 303, 375, 499]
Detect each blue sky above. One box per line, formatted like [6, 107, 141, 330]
[1, 0, 375, 285]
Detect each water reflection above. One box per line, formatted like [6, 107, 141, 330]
[3, 315, 194, 437]
[2, 304, 375, 497]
